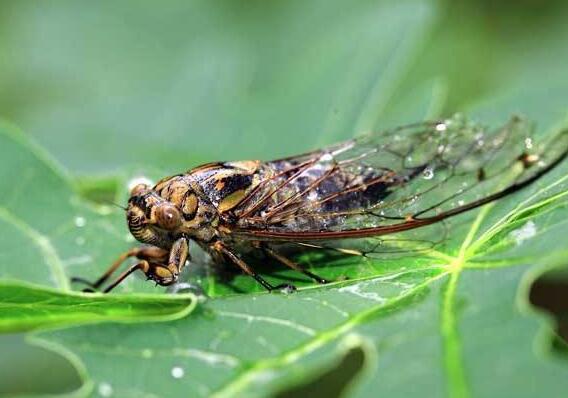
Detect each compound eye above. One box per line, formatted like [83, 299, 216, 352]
[156, 204, 182, 230]
[130, 183, 149, 197]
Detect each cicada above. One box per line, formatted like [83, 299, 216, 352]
[74, 115, 567, 293]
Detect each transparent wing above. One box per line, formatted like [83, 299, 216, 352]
[267, 220, 449, 259]
[231, 114, 567, 241]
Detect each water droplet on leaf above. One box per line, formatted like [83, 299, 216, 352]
[422, 167, 434, 180]
[509, 221, 537, 245]
[171, 366, 185, 379]
[98, 382, 113, 397]
[74, 216, 86, 228]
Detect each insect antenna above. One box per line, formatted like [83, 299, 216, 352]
[103, 200, 128, 211]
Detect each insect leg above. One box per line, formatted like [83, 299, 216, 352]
[263, 246, 328, 284]
[166, 237, 190, 280]
[104, 262, 184, 293]
[102, 260, 150, 293]
[211, 241, 296, 292]
[102, 237, 190, 293]
[71, 246, 168, 291]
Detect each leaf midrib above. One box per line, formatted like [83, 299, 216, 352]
[211, 179, 565, 397]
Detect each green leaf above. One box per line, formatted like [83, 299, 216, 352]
[0, 120, 150, 293]
[34, 174, 568, 397]
[2, 1, 568, 397]
[0, 282, 196, 333]
[3, 102, 568, 396]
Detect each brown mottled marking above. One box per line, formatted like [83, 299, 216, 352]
[218, 189, 247, 213]
[218, 225, 232, 234]
[227, 160, 260, 174]
[153, 178, 170, 193]
[167, 180, 191, 206]
[215, 179, 226, 191]
[154, 265, 173, 278]
[183, 193, 198, 219]
[189, 162, 224, 174]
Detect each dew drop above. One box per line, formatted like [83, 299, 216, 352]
[509, 220, 537, 245]
[524, 137, 533, 149]
[457, 200, 465, 206]
[98, 382, 113, 397]
[74, 216, 86, 228]
[435, 123, 447, 132]
[422, 167, 434, 180]
[171, 366, 185, 379]
[475, 134, 485, 148]
[307, 190, 319, 201]
[280, 285, 296, 295]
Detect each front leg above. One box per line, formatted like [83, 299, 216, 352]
[79, 237, 190, 293]
[71, 246, 168, 291]
[162, 236, 191, 283]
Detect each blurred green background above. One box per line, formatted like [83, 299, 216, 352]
[1, 0, 568, 396]
[1, 0, 567, 177]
